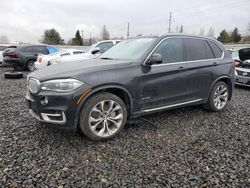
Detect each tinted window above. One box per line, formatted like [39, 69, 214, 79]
[47, 46, 58, 54]
[154, 38, 183, 64]
[0, 46, 8, 51]
[61, 53, 70, 57]
[183, 38, 207, 61]
[21, 46, 33, 52]
[33, 46, 48, 54]
[73, 51, 84, 55]
[208, 41, 223, 58]
[97, 42, 113, 53]
[204, 41, 215, 59]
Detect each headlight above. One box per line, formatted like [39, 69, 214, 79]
[41, 79, 83, 92]
[28, 78, 41, 94]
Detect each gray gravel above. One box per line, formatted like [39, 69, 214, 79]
[0, 67, 250, 187]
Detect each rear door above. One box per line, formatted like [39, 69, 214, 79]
[182, 38, 220, 99]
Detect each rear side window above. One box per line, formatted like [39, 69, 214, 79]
[204, 41, 215, 59]
[154, 38, 183, 64]
[33, 46, 48, 54]
[21, 46, 33, 52]
[183, 38, 207, 61]
[208, 41, 223, 58]
[96, 42, 113, 53]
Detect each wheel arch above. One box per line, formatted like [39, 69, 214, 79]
[208, 76, 233, 101]
[76, 84, 133, 121]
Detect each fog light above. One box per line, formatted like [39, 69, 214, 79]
[40, 96, 48, 105]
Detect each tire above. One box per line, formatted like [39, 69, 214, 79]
[205, 81, 229, 112]
[26, 60, 35, 71]
[79, 92, 127, 141]
[4, 71, 23, 79]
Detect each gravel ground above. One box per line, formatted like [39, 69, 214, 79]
[0, 67, 250, 188]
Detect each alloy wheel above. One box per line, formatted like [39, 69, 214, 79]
[88, 100, 123, 138]
[213, 84, 228, 110]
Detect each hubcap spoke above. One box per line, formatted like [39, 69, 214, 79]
[214, 84, 228, 110]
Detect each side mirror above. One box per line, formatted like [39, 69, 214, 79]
[91, 47, 101, 55]
[145, 53, 163, 65]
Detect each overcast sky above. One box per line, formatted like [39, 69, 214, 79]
[0, 0, 249, 43]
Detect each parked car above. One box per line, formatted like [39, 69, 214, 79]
[3, 45, 58, 71]
[0, 45, 17, 66]
[34, 49, 85, 70]
[26, 34, 235, 141]
[51, 40, 120, 65]
[235, 48, 250, 87]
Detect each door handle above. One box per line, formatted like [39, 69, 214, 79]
[178, 66, 184, 70]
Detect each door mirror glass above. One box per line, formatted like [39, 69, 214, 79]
[146, 53, 162, 65]
[91, 47, 101, 54]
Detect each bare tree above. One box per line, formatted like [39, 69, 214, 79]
[100, 25, 110, 40]
[0, 35, 9, 43]
[207, 27, 215, 38]
[199, 27, 205, 35]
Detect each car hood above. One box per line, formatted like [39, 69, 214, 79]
[29, 58, 133, 81]
[239, 48, 250, 61]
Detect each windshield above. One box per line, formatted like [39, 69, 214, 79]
[99, 38, 156, 60]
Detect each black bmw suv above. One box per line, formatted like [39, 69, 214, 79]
[26, 34, 235, 141]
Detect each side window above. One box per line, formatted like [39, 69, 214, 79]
[22, 46, 33, 52]
[183, 38, 207, 61]
[61, 53, 70, 57]
[204, 41, 215, 59]
[33, 46, 48, 54]
[208, 41, 223, 58]
[47, 46, 58, 54]
[73, 51, 84, 55]
[96, 42, 113, 53]
[153, 38, 183, 64]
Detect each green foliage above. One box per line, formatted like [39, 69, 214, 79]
[230, 27, 241, 43]
[217, 30, 231, 44]
[72, 30, 83, 45]
[41, 28, 64, 45]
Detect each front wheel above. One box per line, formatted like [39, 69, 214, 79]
[205, 81, 229, 112]
[79, 92, 127, 141]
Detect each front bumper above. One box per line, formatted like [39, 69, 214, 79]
[25, 85, 90, 128]
[235, 75, 250, 87]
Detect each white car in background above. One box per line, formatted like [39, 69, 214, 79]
[0, 45, 11, 64]
[35, 40, 120, 69]
[34, 49, 85, 70]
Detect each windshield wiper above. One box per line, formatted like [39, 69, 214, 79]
[100, 57, 114, 60]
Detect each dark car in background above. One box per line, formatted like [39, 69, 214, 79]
[3, 45, 58, 71]
[26, 34, 235, 141]
[235, 48, 250, 87]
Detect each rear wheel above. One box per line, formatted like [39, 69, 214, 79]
[205, 81, 229, 112]
[26, 60, 35, 71]
[79, 92, 127, 141]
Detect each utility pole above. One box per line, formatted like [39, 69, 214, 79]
[168, 12, 172, 33]
[90, 32, 92, 45]
[81, 30, 84, 45]
[127, 22, 130, 39]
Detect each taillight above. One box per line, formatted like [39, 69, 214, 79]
[38, 57, 42, 63]
[7, 51, 17, 58]
[232, 60, 236, 70]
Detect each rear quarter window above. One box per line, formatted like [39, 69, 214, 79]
[208, 41, 223, 58]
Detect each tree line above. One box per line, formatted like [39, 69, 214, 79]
[41, 25, 111, 46]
